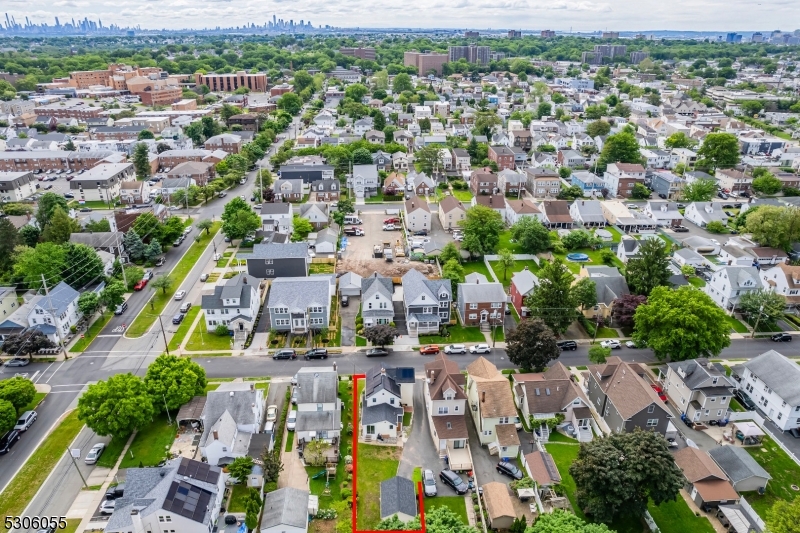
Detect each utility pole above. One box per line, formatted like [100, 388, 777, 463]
[750, 305, 764, 339]
[42, 274, 69, 360]
[67, 446, 89, 489]
[116, 232, 128, 288]
[157, 314, 170, 355]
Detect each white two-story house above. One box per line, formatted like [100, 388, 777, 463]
[261, 203, 293, 234]
[26, 281, 81, 344]
[199, 382, 265, 466]
[201, 274, 263, 337]
[703, 266, 763, 311]
[295, 367, 342, 444]
[663, 358, 735, 424]
[761, 263, 800, 307]
[423, 353, 472, 470]
[361, 365, 414, 440]
[740, 350, 800, 432]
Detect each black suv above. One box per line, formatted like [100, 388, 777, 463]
[496, 461, 524, 480]
[0, 430, 21, 455]
[105, 483, 125, 500]
[304, 348, 329, 360]
[439, 469, 468, 494]
[734, 389, 756, 411]
[557, 340, 577, 351]
[172, 314, 184, 325]
[771, 333, 792, 342]
[273, 349, 297, 360]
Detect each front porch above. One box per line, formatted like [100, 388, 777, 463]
[446, 440, 472, 472]
[297, 434, 341, 464]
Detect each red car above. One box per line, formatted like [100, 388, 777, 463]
[651, 384, 667, 402]
[133, 279, 148, 291]
[384, 217, 400, 224]
[419, 345, 440, 355]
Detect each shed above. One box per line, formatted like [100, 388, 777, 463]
[339, 272, 364, 296]
[482, 481, 516, 530]
[708, 445, 772, 493]
[260, 487, 310, 533]
[380, 476, 417, 522]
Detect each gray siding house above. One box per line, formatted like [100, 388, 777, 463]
[240, 243, 309, 279]
[361, 273, 395, 327]
[401, 269, 451, 335]
[267, 276, 330, 334]
[585, 356, 671, 436]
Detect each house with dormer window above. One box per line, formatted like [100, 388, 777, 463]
[684, 202, 728, 228]
[663, 358, 735, 424]
[361, 365, 415, 440]
[26, 281, 81, 344]
[201, 274, 263, 336]
[466, 357, 520, 457]
[703, 265, 763, 311]
[761, 263, 800, 308]
[423, 353, 472, 470]
[456, 273, 507, 327]
[401, 269, 451, 335]
[361, 273, 394, 327]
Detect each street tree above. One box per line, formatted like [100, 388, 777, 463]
[633, 286, 731, 361]
[277, 92, 302, 115]
[351, 147, 373, 164]
[696, 132, 740, 170]
[505, 318, 560, 372]
[528, 510, 612, 533]
[41, 206, 81, 244]
[570, 430, 683, 524]
[100, 279, 126, 311]
[1, 331, 55, 360]
[227, 456, 254, 483]
[413, 144, 445, 174]
[766, 497, 800, 533]
[0, 218, 20, 275]
[133, 143, 151, 180]
[441, 259, 465, 293]
[150, 275, 173, 295]
[511, 217, 551, 254]
[438, 242, 461, 265]
[525, 258, 576, 334]
[160, 217, 186, 246]
[291, 214, 313, 242]
[496, 249, 516, 281]
[682, 178, 717, 202]
[630, 183, 651, 199]
[36, 192, 69, 229]
[596, 130, 642, 173]
[13, 242, 67, 289]
[363, 325, 399, 347]
[124, 230, 146, 262]
[221, 198, 260, 240]
[0, 376, 37, 411]
[459, 205, 504, 258]
[625, 238, 671, 296]
[588, 345, 611, 365]
[586, 120, 611, 138]
[752, 173, 783, 195]
[144, 240, 162, 263]
[130, 212, 161, 241]
[78, 292, 100, 317]
[572, 278, 598, 310]
[144, 354, 207, 413]
[63, 243, 104, 289]
[77, 373, 155, 439]
[737, 289, 786, 325]
[0, 400, 15, 434]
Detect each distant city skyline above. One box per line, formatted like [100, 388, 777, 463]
[1, 0, 799, 34]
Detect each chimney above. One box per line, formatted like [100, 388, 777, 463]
[213, 430, 219, 440]
[250, 382, 255, 391]
[381, 367, 386, 375]
[481, 390, 486, 403]
[244, 276, 248, 284]
[130, 509, 144, 533]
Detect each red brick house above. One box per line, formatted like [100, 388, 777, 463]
[488, 145, 515, 171]
[469, 169, 498, 195]
[456, 273, 508, 327]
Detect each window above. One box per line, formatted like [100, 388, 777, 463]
[647, 405, 655, 413]
[646, 419, 659, 427]
[499, 417, 509, 424]
[317, 404, 323, 411]
[454, 405, 459, 412]
[389, 398, 395, 405]
[470, 303, 478, 310]
[310, 306, 323, 313]
[483, 430, 493, 436]
[710, 397, 716, 402]
[372, 398, 377, 403]
[265, 259, 273, 265]
[469, 314, 477, 320]
[366, 425, 375, 434]
[266, 269, 275, 276]
[777, 412, 783, 420]
[438, 406, 449, 414]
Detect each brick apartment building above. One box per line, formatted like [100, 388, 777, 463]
[403, 51, 448, 76]
[227, 113, 261, 131]
[158, 149, 226, 170]
[89, 126, 143, 141]
[340, 47, 377, 60]
[35, 100, 104, 120]
[0, 150, 125, 173]
[488, 145, 516, 171]
[204, 134, 243, 154]
[194, 71, 268, 93]
[470, 169, 499, 195]
[166, 161, 215, 186]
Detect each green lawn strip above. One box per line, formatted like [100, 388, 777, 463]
[428, 499, 469, 524]
[491, 327, 505, 342]
[498, 231, 525, 254]
[461, 260, 493, 279]
[419, 325, 485, 344]
[595, 327, 619, 339]
[412, 467, 422, 483]
[553, 249, 624, 274]
[309, 263, 336, 274]
[546, 431, 579, 443]
[489, 260, 540, 288]
[728, 398, 746, 412]
[119, 413, 176, 469]
[126, 223, 221, 338]
[403, 411, 412, 427]
[255, 382, 269, 390]
[20, 392, 47, 414]
[452, 189, 473, 202]
[356, 336, 367, 346]
[285, 429, 294, 452]
[0, 411, 84, 530]
[743, 435, 800, 517]
[228, 484, 250, 512]
[647, 498, 715, 533]
[70, 312, 114, 352]
[723, 316, 749, 334]
[204, 383, 220, 394]
[60, 519, 81, 533]
[95, 434, 130, 468]
[167, 306, 201, 351]
[185, 325, 234, 351]
[191, 352, 232, 358]
[68, 200, 115, 209]
[356, 444, 402, 529]
[544, 443, 586, 521]
[687, 277, 706, 288]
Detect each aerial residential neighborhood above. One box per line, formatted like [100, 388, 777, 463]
[2, 17, 800, 533]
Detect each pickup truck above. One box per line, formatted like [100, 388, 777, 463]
[344, 227, 364, 236]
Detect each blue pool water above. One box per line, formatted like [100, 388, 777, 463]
[566, 253, 590, 262]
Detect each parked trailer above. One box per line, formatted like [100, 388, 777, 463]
[385, 208, 400, 215]
[373, 244, 383, 258]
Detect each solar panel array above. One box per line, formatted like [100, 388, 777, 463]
[163, 481, 212, 523]
[176, 457, 220, 484]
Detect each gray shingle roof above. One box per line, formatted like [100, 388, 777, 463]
[201, 274, 258, 311]
[267, 276, 329, 313]
[708, 445, 772, 484]
[458, 278, 506, 304]
[295, 408, 341, 432]
[260, 488, 310, 530]
[34, 281, 79, 315]
[361, 396, 403, 425]
[402, 269, 450, 308]
[511, 269, 538, 296]
[199, 383, 261, 445]
[296, 368, 338, 404]
[667, 358, 734, 391]
[243, 243, 309, 260]
[260, 203, 292, 216]
[380, 477, 417, 519]
[743, 350, 800, 405]
[585, 266, 630, 306]
[365, 365, 401, 398]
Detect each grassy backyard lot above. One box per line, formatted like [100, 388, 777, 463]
[687, 277, 706, 288]
[498, 231, 525, 254]
[744, 436, 800, 517]
[309, 262, 336, 274]
[68, 200, 115, 209]
[126, 223, 221, 338]
[119, 413, 177, 469]
[0, 411, 84, 530]
[228, 484, 251, 512]
[419, 324, 485, 344]
[597, 226, 623, 243]
[452, 189, 473, 202]
[70, 311, 114, 352]
[552, 249, 625, 274]
[647, 498, 715, 533]
[461, 260, 493, 280]
[185, 325, 233, 351]
[96, 434, 130, 468]
[428, 499, 469, 524]
[356, 444, 402, 529]
[167, 306, 200, 351]
[489, 259, 540, 287]
[723, 315, 750, 334]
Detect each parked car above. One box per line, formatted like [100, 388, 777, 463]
[133, 280, 147, 291]
[114, 302, 128, 315]
[469, 344, 491, 354]
[672, 225, 689, 233]
[600, 340, 622, 350]
[99, 500, 116, 515]
[341, 295, 349, 307]
[496, 461, 524, 480]
[155, 257, 166, 267]
[413, 230, 428, 236]
[734, 389, 756, 411]
[174, 290, 186, 300]
[625, 340, 646, 348]
[557, 340, 577, 351]
[366, 348, 390, 357]
[142, 270, 154, 281]
[79, 207, 92, 212]
[273, 349, 297, 360]
[266, 405, 278, 423]
[179, 302, 192, 313]
[505, 303, 511, 315]
[172, 314, 184, 325]
[771, 333, 792, 342]
[419, 345, 440, 355]
[304, 348, 328, 360]
[14, 411, 37, 431]
[200, 273, 209, 282]
[422, 469, 437, 497]
[439, 469, 468, 495]
[343, 227, 364, 236]
[384, 217, 400, 224]
[444, 344, 467, 355]
[788, 427, 800, 438]
[291, 387, 298, 405]
[105, 484, 125, 500]
[3, 358, 29, 367]
[84, 443, 106, 465]
[287, 410, 297, 431]
[382, 224, 397, 231]
[0, 430, 21, 455]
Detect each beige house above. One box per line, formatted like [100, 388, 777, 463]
[404, 197, 432, 232]
[466, 357, 520, 456]
[438, 195, 466, 230]
[482, 482, 516, 530]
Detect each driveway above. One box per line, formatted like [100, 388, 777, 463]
[398, 381, 461, 496]
[466, 411, 520, 486]
[341, 296, 360, 347]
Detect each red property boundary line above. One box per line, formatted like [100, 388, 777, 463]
[352, 373, 427, 533]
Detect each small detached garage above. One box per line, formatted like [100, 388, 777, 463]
[338, 272, 363, 297]
[380, 476, 417, 523]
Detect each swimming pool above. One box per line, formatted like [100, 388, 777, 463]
[566, 253, 590, 262]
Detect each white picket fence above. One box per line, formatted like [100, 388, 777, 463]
[483, 254, 540, 284]
[727, 411, 800, 467]
[739, 496, 767, 531]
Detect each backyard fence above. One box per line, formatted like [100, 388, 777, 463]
[728, 411, 800, 466]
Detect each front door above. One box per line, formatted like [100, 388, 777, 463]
[293, 318, 305, 329]
[238, 322, 244, 331]
[578, 418, 590, 429]
[480, 310, 488, 323]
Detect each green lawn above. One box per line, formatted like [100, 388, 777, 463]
[68, 200, 115, 209]
[60, 519, 81, 533]
[70, 311, 114, 353]
[119, 413, 177, 469]
[204, 383, 220, 394]
[744, 436, 800, 517]
[687, 277, 706, 288]
[0, 411, 84, 530]
[428, 499, 469, 524]
[356, 336, 367, 346]
[285, 429, 294, 452]
[167, 306, 200, 351]
[356, 444, 402, 529]
[594, 326, 619, 339]
[185, 325, 233, 351]
[553, 248, 624, 274]
[461, 260, 493, 280]
[412, 467, 422, 483]
[723, 316, 750, 334]
[96, 434, 130, 468]
[309, 262, 336, 274]
[403, 411, 412, 427]
[648, 498, 715, 533]
[419, 324, 486, 344]
[729, 398, 746, 412]
[498, 230, 525, 254]
[452, 189, 473, 202]
[547, 431, 579, 443]
[20, 392, 47, 415]
[489, 259, 540, 287]
[598, 226, 623, 243]
[126, 223, 221, 338]
[228, 484, 251, 512]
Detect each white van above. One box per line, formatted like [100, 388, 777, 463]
[344, 215, 362, 225]
[149, 189, 161, 199]
[287, 410, 297, 431]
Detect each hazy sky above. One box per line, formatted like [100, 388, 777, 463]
[4, 0, 799, 32]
